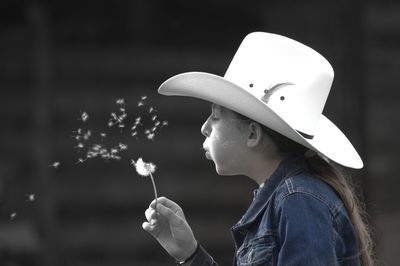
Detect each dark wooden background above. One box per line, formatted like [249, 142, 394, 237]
[0, 0, 399, 265]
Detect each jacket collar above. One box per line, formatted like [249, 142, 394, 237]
[232, 156, 309, 232]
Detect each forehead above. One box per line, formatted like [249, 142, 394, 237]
[211, 104, 237, 117]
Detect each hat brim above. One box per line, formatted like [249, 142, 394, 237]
[158, 72, 363, 169]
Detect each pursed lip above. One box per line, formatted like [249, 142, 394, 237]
[202, 144, 211, 160]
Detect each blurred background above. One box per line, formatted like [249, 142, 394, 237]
[0, 0, 399, 265]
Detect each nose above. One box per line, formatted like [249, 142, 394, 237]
[201, 118, 211, 137]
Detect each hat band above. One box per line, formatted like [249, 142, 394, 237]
[296, 130, 314, 140]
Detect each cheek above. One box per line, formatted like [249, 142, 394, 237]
[209, 125, 243, 154]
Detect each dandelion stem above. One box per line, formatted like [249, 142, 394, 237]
[148, 171, 158, 211]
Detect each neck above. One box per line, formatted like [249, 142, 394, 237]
[246, 155, 283, 186]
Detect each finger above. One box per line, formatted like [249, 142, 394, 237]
[142, 221, 156, 233]
[145, 208, 158, 222]
[150, 197, 181, 212]
[155, 202, 183, 224]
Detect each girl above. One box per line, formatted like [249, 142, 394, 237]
[142, 32, 374, 265]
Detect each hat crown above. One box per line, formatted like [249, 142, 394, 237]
[224, 32, 334, 137]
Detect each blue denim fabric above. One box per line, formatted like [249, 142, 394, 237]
[230, 156, 360, 266]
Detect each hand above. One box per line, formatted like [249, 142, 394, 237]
[142, 196, 198, 262]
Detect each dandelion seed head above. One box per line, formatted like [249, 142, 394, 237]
[132, 158, 156, 176]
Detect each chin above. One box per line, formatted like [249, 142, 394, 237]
[215, 165, 239, 176]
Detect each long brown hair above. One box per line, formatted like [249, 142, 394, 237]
[232, 110, 375, 265]
[264, 126, 375, 266]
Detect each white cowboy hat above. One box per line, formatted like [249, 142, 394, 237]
[158, 32, 363, 169]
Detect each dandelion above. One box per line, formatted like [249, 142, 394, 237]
[49, 161, 60, 169]
[131, 158, 158, 210]
[10, 212, 17, 221]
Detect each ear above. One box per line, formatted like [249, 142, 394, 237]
[247, 122, 263, 148]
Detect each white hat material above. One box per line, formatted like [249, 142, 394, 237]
[158, 32, 363, 169]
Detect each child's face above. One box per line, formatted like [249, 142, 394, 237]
[201, 104, 249, 175]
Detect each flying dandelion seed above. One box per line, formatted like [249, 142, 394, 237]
[151, 115, 157, 121]
[80, 111, 89, 122]
[149, 107, 156, 113]
[116, 98, 125, 105]
[118, 143, 128, 150]
[137, 101, 144, 107]
[10, 212, 17, 220]
[162, 121, 169, 126]
[147, 133, 155, 140]
[75, 142, 84, 149]
[141, 96, 147, 100]
[26, 194, 35, 202]
[82, 130, 91, 140]
[76, 158, 87, 164]
[49, 161, 60, 169]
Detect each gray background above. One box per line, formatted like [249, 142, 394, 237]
[0, 1, 398, 265]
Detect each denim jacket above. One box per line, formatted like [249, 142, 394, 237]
[186, 156, 360, 266]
